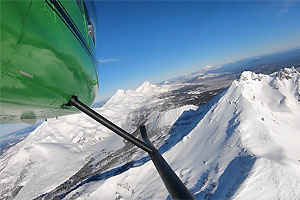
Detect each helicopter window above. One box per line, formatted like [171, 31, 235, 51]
[75, 0, 95, 46]
[83, 1, 95, 45]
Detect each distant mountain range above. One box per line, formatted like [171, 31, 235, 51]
[159, 48, 300, 86]
[207, 48, 300, 74]
[0, 123, 41, 156]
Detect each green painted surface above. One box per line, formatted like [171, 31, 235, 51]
[0, 0, 98, 123]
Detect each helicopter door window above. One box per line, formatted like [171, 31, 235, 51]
[83, 2, 95, 45]
[88, 24, 95, 45]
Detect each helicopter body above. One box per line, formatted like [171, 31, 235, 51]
[0, 0, 98, 124]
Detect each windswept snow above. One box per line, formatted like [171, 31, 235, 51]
[1, 68, 300, 200]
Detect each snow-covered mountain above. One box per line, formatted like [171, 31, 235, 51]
[1, 68, 300, 200]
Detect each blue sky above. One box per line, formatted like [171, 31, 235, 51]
[94, 1, 300, 101]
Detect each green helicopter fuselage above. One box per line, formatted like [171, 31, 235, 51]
[0, 0, 98, 124]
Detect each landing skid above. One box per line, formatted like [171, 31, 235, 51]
[67, 95, 195, 200]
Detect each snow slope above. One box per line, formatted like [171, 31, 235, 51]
[65, 67, 300, 200]
[1, 68, 300, 200]
[0, 81, 183, 200]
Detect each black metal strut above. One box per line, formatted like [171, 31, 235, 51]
[140, 125, 196, 200]
[67, 95, 195, 200]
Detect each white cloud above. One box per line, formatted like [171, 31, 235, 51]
[203, 65, 222, 71]
[204, 65, 214, 70]
[97, 58, 121, 64]
[227, 60, 236, 64]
